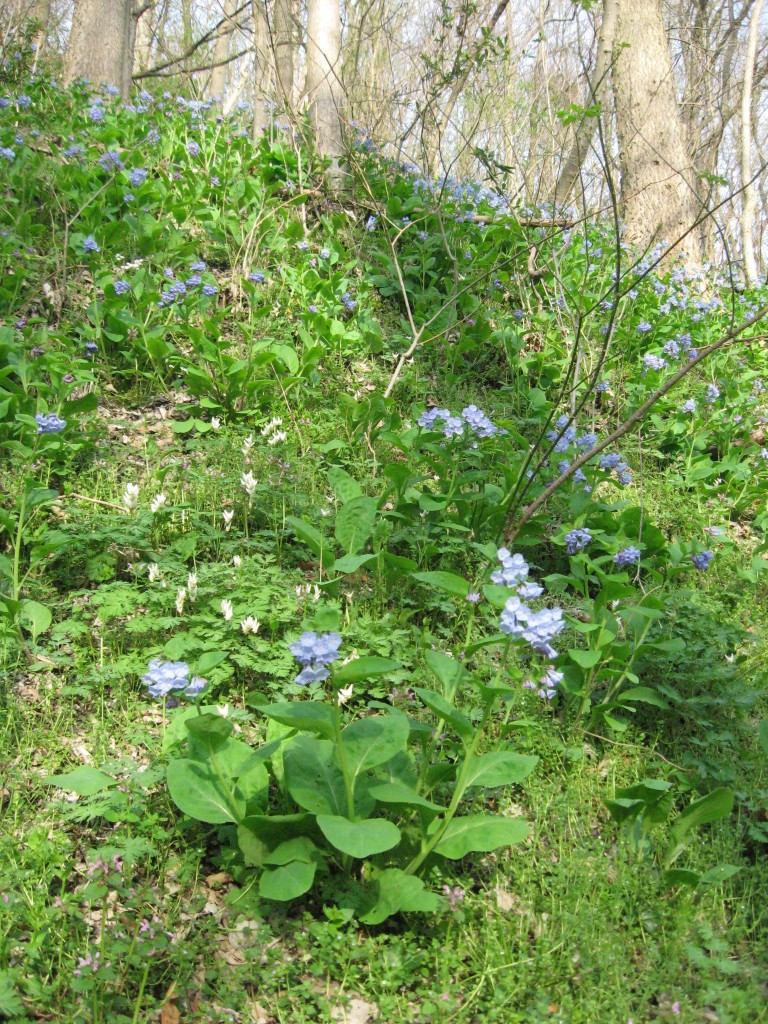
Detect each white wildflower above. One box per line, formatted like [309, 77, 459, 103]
[150, 493, 167, 513]
[187, 572, 198, 601]
[147, 562, 161, 582]
[267, 430, 287, 445]
[221, 599, 233, 621]
[122, 482, 139, 512]
[233, 555, 241, 568]
[241, 470, 257, 499]
[261, 417, 283, 437]
[340, 650, 360, 666]
[211, 417, 221, 430]
[242, 434, 254, 456]
[175, 588, 186, 614]
[222, 509, 234, 531]
[240, 615, 260, 634]
[337, 684, 354, 707]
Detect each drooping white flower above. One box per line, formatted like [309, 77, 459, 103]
[147, 562, 161, 582]
[187, 572, 198, 601]
[261, 417, 283, 437]
[122, 482, 139, 512]
[211, 417, 221, 430]
[233, 555, 241, 568]
[241, 471, 257, 499]
[222, 509, 234, 531]
[337, 684, 354, 706]
[175, 588, 186, 614]
[221, 599, 233, 621]
[240, 615, 260, 634]
[150, 493, 167, 513]
[242, 434, 254, 456]
[267, 430, 287, 445]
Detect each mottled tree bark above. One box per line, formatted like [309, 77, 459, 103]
[251, 0, 271, 135]
[612, 0, 702, 262]
[64, 0, 134, 100]
[272, 0, 294, 108]
[210, 0, 237, 100]
[306, 0, 343, 175]
[740, 0, 764, 284]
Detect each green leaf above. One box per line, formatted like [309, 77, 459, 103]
[283, 735, 347, 815]
[259, 860, 316, 901]
[462, 752, 538, 790]
[700, 864, 741, 884]
[433, 815, 529, 859]
[367, 781, 445, 814]
[412, 571, 470, 598]
[360, 868, 443, 924]
[285, 515, 334, 568]
[759, 720, 768, 757]
[333, 656, 400, 684]
[257, 702, 337, 740]
[316, 815, 401, 858]
[341, 715, 411, 786]
[327, 466, 362, 503]
[332, 553, 377, 574]
[662, 868, 701, 888]
[263, 837, 318, 865]
[166, 759, 243, 823]
[413, 687, 473, 743]
[665, 788, 734, 866]
[196, 650, 228, 673]
[335, 496, 378, 555]
[185, 713, 234, 748]
[618, 687, 668, 709]
[568, 648, 603, 669]
[19, 599, 52, 639]
[424, 649, 467, 694]
[44, 766, 117, 796]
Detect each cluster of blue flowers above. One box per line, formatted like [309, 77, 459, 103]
[417, 404, 503, 440]
[599, 452, 633, 486]
[290, 631, 343, 686]
[156, 262, 218, 307]
[340, 291, 356, 312]
[691, 550, 714, 571]
[565, 528, 592, 555]
[142, 660, 206, 699]
[492, 550, 566, 666]
[613, 546, 642, 568]
[82, 235, 99, 253]
[35, 413, 66, 434]
[98, 150, 124, 172]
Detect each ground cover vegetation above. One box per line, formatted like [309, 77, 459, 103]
[1, 40, 768, 1024]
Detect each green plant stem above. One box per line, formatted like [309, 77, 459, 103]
[130, 961, 151, 1024]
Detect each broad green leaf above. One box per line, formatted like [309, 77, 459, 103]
[240, 812, 317, 850]
[316, 814, 401, 858]
[433, 815, 529, 859]
[333, 553, 377, 574]
[235, 760, 269, 809]
[285, 515, 334, 568]
[283, 736, 347, 815]
[196, 650, 228, 673]
[662, 868, 701, 888]
[413, 687, 473, 743]
[44, 766, 117, 796]
[185, 713, 233, 747]
[665, 788, 734, 866]
[360, 868, 444, 924]
[166, 759, 243, 823]
[618, 687, 668, 709]
[341, 715, 411, 785]
[424, 649, 467, 694]
[257, 702, 337, 740]
[367, 782, 445, 814]
[699, 864, 741, 884]
[335, 496, 378, 554]
[462, 752, 538, 790]
[259, 860, 316, 901]
[412, 571, 470, 598]
[327, 466, 362, 503]
[19, 600, 52, 638]
[263, 837, 318, 865]
[334, 656, 400, 684]
[568, 648, 603, 669]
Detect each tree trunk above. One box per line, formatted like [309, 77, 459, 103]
[134, 3, 156, 74]
[251, 0, 271, 135]
[210, 0, 237, 101]
[612, 0, 702, 262]
[30, 0, 51, 55]
[554, 0, 618, 208]
[305, 0, 343, 175]
[272, 0, 294, 109]
[64, 0, 134, 100]
[740, 0, 764, 285]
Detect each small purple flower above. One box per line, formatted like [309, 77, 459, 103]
[320, 247, 331, 259]
[637, 321, 653, 333]
[113, 279, 130, 295]
[466, 592, 481, 603]
[1, 146, 15, 161]
[565, 528, 591, 555]
[128, 167, 147, 187]
[82, 235, 99, 253]
[36, 413, 66, 434]
[682, 399, 697, 413]
[186, 140, 200, 156]
[98, 150, 124, 171]
[643, 353, 667, 372]
[705, 384, 721, 403]
[84, 341, 98, 355]
[595, 379, 610, 393]
[186, 274, 202, 287]
[297, 240, 308, 251]
[308, 304, 318, 314]
[248, 270, 265, 283]
[201, 283, 218, 296]
[691, 550, 714, 571]
[613, 546, 641, 568]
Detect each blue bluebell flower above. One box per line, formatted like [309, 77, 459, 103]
[186, 140, 200, 156]
[565, 528, 591, 554]
[128, 167, 147, 187]
[82, 235, 99, 253]
[113, 280, 130, 295]
[248, 270, 265, 283]
[201, 283, 218, 296]
[35, 413, 66, 434]
[613, 546, 641, 568]
[691, 550, 714, 571]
